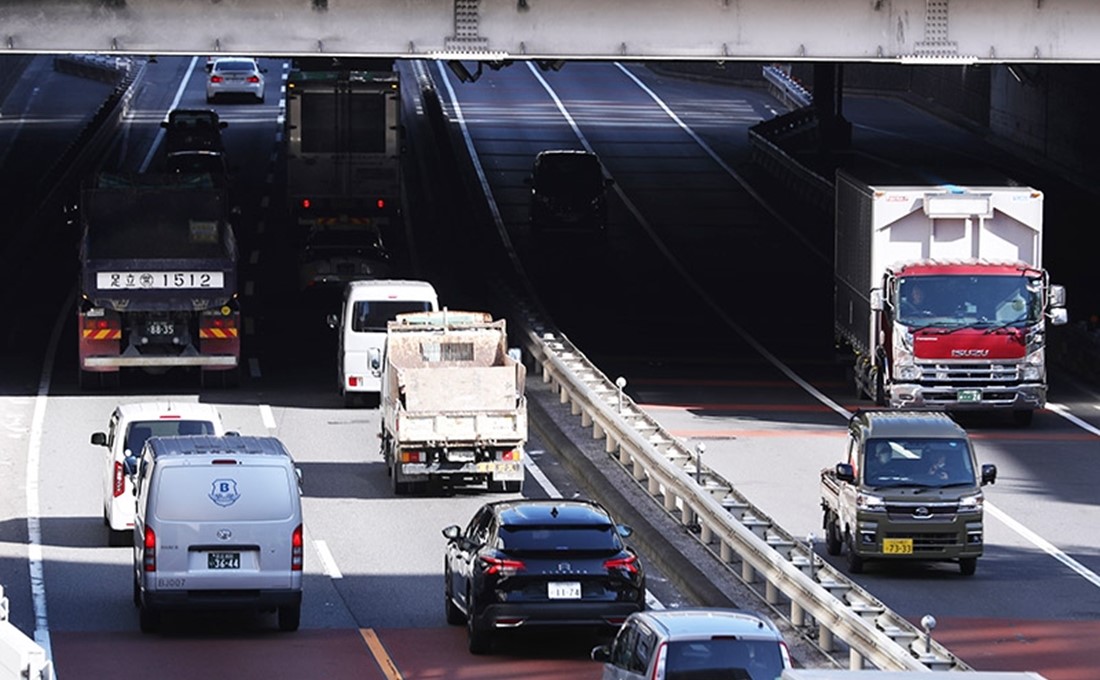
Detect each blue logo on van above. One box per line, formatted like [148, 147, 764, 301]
[209, 479, 240, 507]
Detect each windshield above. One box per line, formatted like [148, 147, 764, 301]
[664, 639, 786, 680]
[896, 275, 1043, 327]
[351, 300, 433, 332]
[864, 437, 975, 487]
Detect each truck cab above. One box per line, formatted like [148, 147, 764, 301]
[820, 410, 996, 575]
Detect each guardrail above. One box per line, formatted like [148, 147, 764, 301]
[0, 586, 53, 680]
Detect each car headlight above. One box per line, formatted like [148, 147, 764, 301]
[959, 492, 984, 511]
[857, 492, 886, 512]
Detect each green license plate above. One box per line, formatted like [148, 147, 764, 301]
[883, 538, 914, 555]
[957, 389, 982, 403]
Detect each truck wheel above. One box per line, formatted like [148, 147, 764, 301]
[846, 534, 864, 574]
[824, 514, 842, 556]
[873, 369, 886, 407]
[391, 467, 410, 495]
[959, 557, 977, 576]
[278, 604, 301, 632]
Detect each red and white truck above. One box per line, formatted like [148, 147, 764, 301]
[834, 169, 1067, 426]
[77, 172, 241, 388]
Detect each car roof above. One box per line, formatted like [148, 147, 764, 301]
[211, 58, 259, 69]
[115, 401, 223, 423]
[146, 435, 290, 460]
[850, 410, 968, 439]
[632, 608, 783, 640]
[492, 499, 613, 526]
[345, 279, 437, 298]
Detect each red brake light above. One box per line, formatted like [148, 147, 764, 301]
[210, 75, 223, 83]
[604, 554, 638, 574]
[112, 461, 125, 497]
[376, 198, 385, 209]
[480, 555, 524, 575]
[143, 526, 156, 572]
[291, 524, 303, 571]
[248, 75, 260, 83]
[301, 198, 311, 209]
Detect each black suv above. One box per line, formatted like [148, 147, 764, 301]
[442, 498, 646, 654]
[161, 109, 226, 156]
[526, 150, 613, 235]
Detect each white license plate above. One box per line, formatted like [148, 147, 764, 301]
[97, 271, 225, 290]
[448, 451, 475, 463]
[957, 389, 982, 403]
[147, 322, 175, 335]
[207, 552, 240, 569]
[547, 581, 581, 600]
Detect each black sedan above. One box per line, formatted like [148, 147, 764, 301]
[442, 498, 647, 655]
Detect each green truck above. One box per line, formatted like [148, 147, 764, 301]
[820, 410, 997, 575]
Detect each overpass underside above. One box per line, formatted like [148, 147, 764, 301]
[2, 0, 1100, 63]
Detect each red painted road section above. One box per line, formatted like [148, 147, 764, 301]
[51, 627, 603, 679]
[931, 618, 1100, 680]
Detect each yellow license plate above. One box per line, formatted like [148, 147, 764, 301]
[883, 538, 914, 554]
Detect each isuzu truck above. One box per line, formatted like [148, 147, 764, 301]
[834, 169, 1067, 426]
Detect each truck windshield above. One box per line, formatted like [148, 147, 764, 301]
[351, 300, 433, 332]
[865, 438, 975, 487]
[896, 275, 1042, 327]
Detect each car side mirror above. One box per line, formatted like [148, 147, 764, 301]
[615, 524, 633, 538]
[836, 462, 855, 483]
[981, 463, 997, 486]
[123, 454, 138, 477]
[295, 467, 303, 486]
[591, 645, 611, 663]
[219, 121, 228, 129]
[442, 525, 462, 540]
[91, 432, 107, 447]
[326, 313, 339, 329]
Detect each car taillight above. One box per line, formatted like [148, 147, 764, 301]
[248, 75, 260, 83]
[210, 75, 223, 83]
[291, 524, 303, 571]
[651, 641, 667, 680]
[113, 461, 125, 497]
[143, 526, 156, 572]
[604, 554, 638, 574]
[399, 450, 426, 464]
[301, 198, 311, 209]
[376, 198, 385, 210]
[480, 555, 524, 576]
[501, 448, 522, 461]
[780, 640, 792, 668]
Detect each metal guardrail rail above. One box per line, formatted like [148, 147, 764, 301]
[0, 586, 53, 680]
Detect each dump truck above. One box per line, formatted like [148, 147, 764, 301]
[820, 410, 997, 576]
[834, 168, 1067, 426]
[77, 172, 240, 388]
[379, 310, 526, 494]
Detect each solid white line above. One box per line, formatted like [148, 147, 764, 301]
[986, 502, 1100, 588]
[522, 453, 560, 498]
[1046, 401, 1100, 436]
[27, 289, 75, 670]
[139, 57, 199, 173]
[259, 404, 276, 430]
[313, 540, 343, 579]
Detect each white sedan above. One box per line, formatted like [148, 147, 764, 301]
[206, 58, 265, 103]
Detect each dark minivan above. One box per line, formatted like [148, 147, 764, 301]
[526, 150, 613, 235]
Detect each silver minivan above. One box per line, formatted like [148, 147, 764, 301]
[130, 435, 303, 633]
[593, 608, 792, 680]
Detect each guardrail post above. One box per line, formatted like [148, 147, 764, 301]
[694, 442, 705, 485]
[765, 579, 779, 604]
[791, 601, 804, 627]
[847, 646, 862, 669]
[741, 560, 755, 584]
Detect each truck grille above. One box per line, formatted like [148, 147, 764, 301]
[917, 362, 1020, 385]
[885, 503, 957, 518]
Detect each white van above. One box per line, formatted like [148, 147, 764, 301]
[327, 279, 438, 406]
[90, 402, 228, 546]
[131, 435, 303, 633]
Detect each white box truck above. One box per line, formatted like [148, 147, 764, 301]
[379, 310, 526, 494]
[834, 169, 1067, 426]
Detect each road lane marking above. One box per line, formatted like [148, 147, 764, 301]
[987, 502, 1100, 589]
[139, 56, 199, 172]
[313, 540, 343, 579]
[1046, 401, 1100, 437]
[360, 629, 402, 680]
[259, 403, 276, 429]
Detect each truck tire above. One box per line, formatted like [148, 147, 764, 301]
[873, 369, 886, 407]
[391, 466, 410, 495]
[824, 513, 842, 556]
[846, 534, 864, 574]
[959, 557, 977, 576]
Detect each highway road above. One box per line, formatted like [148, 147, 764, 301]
[1, 54, 1098, 679]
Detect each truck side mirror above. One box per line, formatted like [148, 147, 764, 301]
[591, 645, 611, 663]
[835, 463, 855, 483]
[869, 288, 884, 312]
[1049, 284, 1066, 308]
[368, 347, 383, 374]
[981, 463, 997, 485]
[91, 432, 107, 447]
[1048, 308, 1068, 326]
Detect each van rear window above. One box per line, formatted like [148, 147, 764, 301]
[154, 466, 295, 521]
